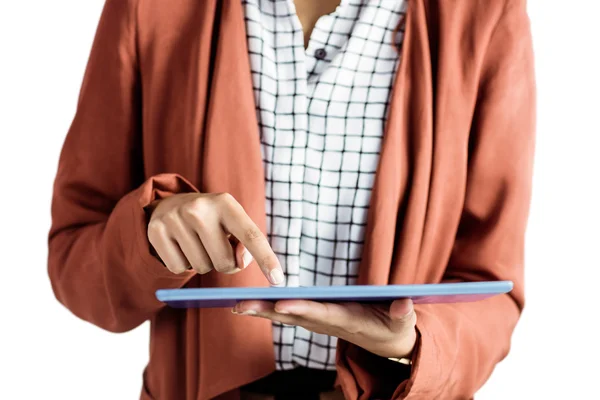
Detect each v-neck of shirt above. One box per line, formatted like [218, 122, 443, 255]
[285, 0, 358, 81]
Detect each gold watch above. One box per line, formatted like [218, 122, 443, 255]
[387, 357, 412, 365]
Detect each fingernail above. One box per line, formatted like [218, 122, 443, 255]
[232, 304, 258, 316]
[242, 249, 253, 268]
[269, 269, 285, 285]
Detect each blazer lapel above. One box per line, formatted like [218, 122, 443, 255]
[358, 0, 435, 285]
[197, 1, 275, 398]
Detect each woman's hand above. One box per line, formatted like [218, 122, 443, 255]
[147, 192, 284, 285]
[232, 298, 418, 359]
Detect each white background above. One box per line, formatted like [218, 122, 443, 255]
[1, 1, 599, 399]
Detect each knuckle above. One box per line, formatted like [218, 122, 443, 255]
[258, 254, 277, 270]
[181, 198, 213, 228]
[244, 227, 263, 242]
[147, 219, 166, 241]
[181, 196, 206, 216]
[397, 310, 417, 326]
[191, 263, 212, 275]
[216, 192, 243, 213]
[215, 192, 235, 205]
[167, 264, 187, 275]
[148, 218, 164, 231]
[161, 211, 180, 226]
[195, 265, 213, 275]
[214, 259, 236, 272]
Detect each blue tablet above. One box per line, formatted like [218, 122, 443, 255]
[156, 280, 513, 308]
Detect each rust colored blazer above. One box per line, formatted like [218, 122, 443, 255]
[48, 0, 536, 399]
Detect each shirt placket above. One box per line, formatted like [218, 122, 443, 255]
[277, 0, 308, 289]
[291, 2, 342, 368]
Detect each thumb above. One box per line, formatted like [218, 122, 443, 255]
[389, 299, 416, 329]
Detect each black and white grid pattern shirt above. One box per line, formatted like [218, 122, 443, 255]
[242, 0, 406, 370]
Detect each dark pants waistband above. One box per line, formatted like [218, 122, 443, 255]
[239, 367, 337, 400]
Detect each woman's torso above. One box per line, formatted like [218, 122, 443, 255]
[131, 1, 511, 398]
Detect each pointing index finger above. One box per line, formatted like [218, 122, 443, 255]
[218, 196, 284, 285]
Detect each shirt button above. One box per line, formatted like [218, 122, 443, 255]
[314, 48, 327, 60]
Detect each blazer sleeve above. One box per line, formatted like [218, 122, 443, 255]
[48, 0, 198, 333]
[337, 1, 536, 399]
